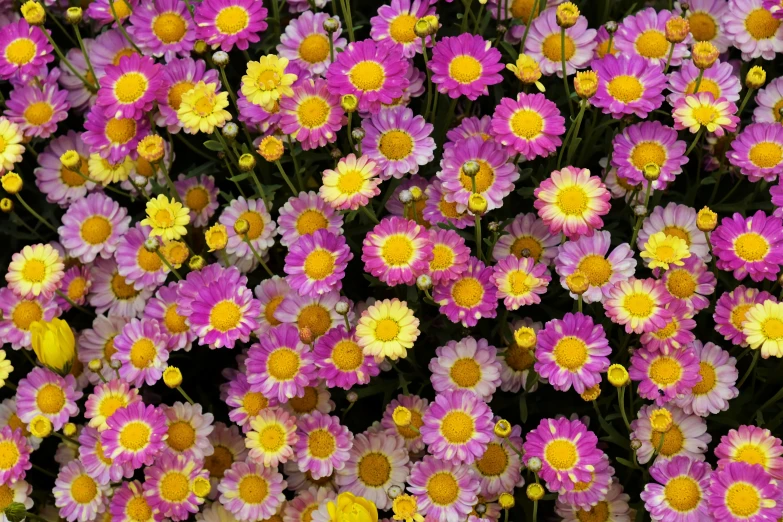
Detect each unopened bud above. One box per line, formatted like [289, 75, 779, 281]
[527, 483, 545, 501]
[65, 7, 83, 24]
[527, 456, 542, 472]
[21, 1, 45, 26]
[346, 391, 358, 403]
[398, 189, 413, 204]
[188, 255, 205, 271]
[341, 94, 358, 113]
[300, 326, 314, 345]
[696, 206, 718, 232]
[387, 485, 402, 499]
[514, 327, 536, 349]
[63, 423, 77, 437]
[643, 163, 661, 181]
[238, 153, 256, 172]
[194, 40, 208, 55]
[665, 16, 689, 43]
[212, 51, 230, 67]
[556, 2, 579, 28]
[335, 300, 350, 315]
[323, 17, 340, 33]
[163, 366, 183, 388]
[222, 122, 239, 140]
[351, 127, 365, 143]
[566, 271, 589, 295]
[634, 204, 648, 217]
[468, 193, 488, 215]
[605, 20, 618, 34]
[746, 66, 767, 89]
[416, 274, 432, 291]
[233, 218, 250, 235]
[574, 70, 598, 99]
[143, 237, 160, 252]
[462, 160, 480, 178]
[692, 41, 719, 70]
[88, 359, 103, 372]
[0, 198, 13, 213]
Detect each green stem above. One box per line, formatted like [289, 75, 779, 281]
[155, 251, 183, 280]
[73, 24, 97, 86]
[618, 387, 631, 431]
[15, 194, 57, 233]
[339, 0, 355, 42]
[51, 430, 79, 446]
[737, 350, 760, 388]
[347, 113, 355, 151]
[684, 127, 705, 157]
[274, 160, 298, 196]
[663, 43, 675, 74]
[360, 204, 380, 224]
[474, 214, 483, 261]
[692, 69, 705, 94]
[472, 3, 485, 34]
[157, 157, 182, 203]
[42, 29, 97, 92]
[108, 0, 142, 54]
[630, 182, 653, 247]
[268, 0, 281, 40]
[288, 138, 303, 191]
[42, 4, 78, 47]
[518, 1, 537, 54]
[460, 0, 474, 32]
[561, 28, 573, 118]
[243, 236, 275, 277]
[738, 87, 756, 116]
[55, 290, 94, 317]
[177, 386, 195, 405]
[31, 463, 57, 478]
[328, 32, 335, 62]
[422, 41, 433, 120]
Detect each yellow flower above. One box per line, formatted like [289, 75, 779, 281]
[356, 299, 420, 361]
[743, 300, 783, 359]
[161, 240, 189, 267]
[498, 493, 515, 509]
[258, 135, 284, 162]
[0, 350, 13, 388]
[163, 367, 183, 388]
[141, 194, 191, 241]
[28, 415, 52, 438]
[514, 327, 537, 350]
[0, 119, 24, 172]
[506, 55, 544, 92]
[326, 492, 378, 522]
[63, 423, 77, 437]
[640, 232, 691, 270]
[392, 494, 424, 522]
[241, 55, 297, 110]
[650, 408, 673, 433]
[692, 41, 719, 70]
[494, 419, 511, 438]
[696, 207, 718, 232]
[136, 135, 165, 163]
[565, 270, 589, 295]
[746, 66, 766, 89]
[191, 477, 211, 497]
[555, 2, 579, 28]
[664, 16, 689, 43]
[574, 70, 598, 99]
[87, 154, 134, 186]
[392, 406, 412, 427]
[177, 81, 232, 135]
[205, 223, 228, 251]
[21, 1, 45, 25]
[6, 243, 64, 299]
[607, 364, 629, 387]
[1, 172, 22, 194]
[60, 150, 81, 170]
[526, 483, 545, 501]
[580, 383, 601, 401]
[30, 318, 76, 376]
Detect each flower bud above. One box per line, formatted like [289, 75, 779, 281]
[507, 54, 542, 86]
[346, 391, 358, 403]
[163, 366, 183, 388]
[566, 270, 589, 295]
[605, 20, 618, 34]
[527, 456, 542, 472]
[0, 198, 13, 213]
[335, 300, 350, 315]
[351, 127, 366, 143]
[409, 186, 424, 201]
[299, 326, 314, 345]
[222, 122, 239, 140]
[205, 223, 228, 251]
[514, 327, 536, 350]
[665, 16, 689, 43]
[88, 359, 103, 372]
[607, 364, 630, 387]
[63, 423, 77, 437]
[233, 218, 250, 236]
[746, 66, 766, 89]
[212, 51, 230, 67]
[188, 255, 206, 271]
[143, 237, 160, 253]
[1, 173, 22, 195]
[487, 221, 499, 232]
[692, 41, 718, 70]
[498, 493, 515, 510]
[137, 135, 165, 163]
[194, 40, 208, 55]
[330, 147, 342, 160]
[650, 408, 673, 433]
[526, 483, 545, 501]
[474, 502, 487, 515]
[65, 7, 83, 24]
[341, 94, 358, 113]
[21, 1, 45, 26]
[5, 503, 28, 522]
[31, 319, 75, 376]
[416, 274, 432, 291]
[323, 17, 340, 33]
[468, 193, 488, 215]
[238, 153, 256, 172]
[392, 406, 412, 427]
[192, 477, 211, 497]
[258, 135, 284, 162]
[556, 2, 579, 28]
[387, 485, 402, 499]
[574, 70, 598, 99]
[60, 150, 81, 170]
[696, 206, 718, 232]
[643, 163, 661, 181]
[580, 383, 601, 401]
[633, 204, 648, 217]
[398, 189, 413, 204]
[631, 438, 642, 450]
[29, 415, 52, 438]
[494, 419, 512, 438]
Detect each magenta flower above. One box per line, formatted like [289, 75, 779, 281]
[293, 411, 353, 479]
[434, 256, 497, 328]
[246, 323, 317, 401]
[712, 210, 783, 282]
[428, 33, 503, 100]
[194, 0, 268, 51]
[591, 54, 666, 119]
[630, 345, 701, 405]
[362, 216, 433, 287]
[284, 229, 353, 297]
[490, 93, 565, 160]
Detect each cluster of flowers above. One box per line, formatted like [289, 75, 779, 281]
[2, 0, 783, 520]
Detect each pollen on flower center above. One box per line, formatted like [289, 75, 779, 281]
[762, 317, 783, 340]
[120, 421, 151, 451]
[204, 446, 233, 478]
[504, 343, 535, 372]
[337, 169, 365, 194]
[160, 472, 190, 502]
[12, 300, 42, 330]
[427, 472, 459, 506]
[126, 496, 152, 521]
[556, 186, 588, 215]
[115, 72, 149, 104]
[238, 475, 268, 504]
[691, 362, 717, 395]
[511, 236, 543, 261]
[449, 55, 483, 84]
[71, 474, 98, 504]
[238, 210, 265, 240]
[450, 358, 482, 387]
[258, 424, 285, 452]
[137, 247, 163, 273]
[295, 210, 328, 237]
[508, 271, 532, 295]
[308, 429, 336, 458]
[635, 30, 669, 58]
[459, 160, 495, 193]
[162, 304, 188, 334]
[209, 300, 242, 333]
[649, 356, 682, 385]
[81, 215, 112, 245]
[331, 340, 363, 371]
[267, 347, 301, 381]
[378, 130, 413, 160]
[686, 78, 721, 98]
[430, 245, 455, 270]
[735, 444, 767, 467]
[24, 102, 53, 126]
[510, 109, 544, 140]
[153, 12, 187, 44]
[745, 8, 781, 40]
[5, 38, 35, 66]
[731, 304, 754, 330]
[389, 14, 417, 43]
[666, 269, 696, 299]
[544, 439, 578, 470]
[607, 75, 644, 103]
[105, 117, 137, 144]
[734, 232, 769, 262]
[541, 34, 576, 62]
[358, 452, 392, 486]
[167, 421, 196, 451]
[451, 277, 484, 308]
[298, 304, 331, 336]
[298, 33, 330, 64]
[748, 141, 783, 169]
[475, 443, 508, 476]
[381, 235, 414, 266]
[297, 97, 330, 128]
[67, 277, 88, 302]
[374, 318, 400, 342]
[577, 255, 612, 286]
[36, 384, 65, 415]
[185, 187, 210, 212]
[350, 61, 386, 92]
[623, 293, 654, 317]
[242, 391, 267, 416]
[631, 141, 667, 171]
[688, 12, 717, 41]
[0, 441, 19, 470]
[553, 337, 588, 371]
[287, 386, 319, 414]
[168, 81, 194, 110]
[215, 6, 250, 35]
[98, 395, 125, 419]
[21, 258, 46, 283]
[130, 338, 157, 369]
[264, 297, 284, 327]
[111, 273, 140, 300]
[440, 410, 474, 444]
[304, 249, 335, 280]
[725, 482, 761, 517]
[60, 157, 89, 188]
[663, 476, 701, 512]
[692, 105, 719, 126]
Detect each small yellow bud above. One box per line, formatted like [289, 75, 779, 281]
[643, 163, 661, 181]
[161, 241, 189, 267]
[414, 18, 432, 38]
[205, 223, 228, 251]
[191, 477, 211, 497]
[409, 186, 424, 201]
[746, 66, 767, 89]
[341, 94, 358, 113]
[556, 2, 579, 28]
[665, 16, 689, 43]
[65, 7, 83, 24]
[163, 366, 183, 388]
[188, 255, 206, 271]
[60, 150, 81, 170]
[258, 135, 284, 162]
[63, 423, 77, 437]
[136, 135, 165, 163]
[468, 193, 488, 215]
[21, 1, 45, 26]
[566, 270, 589, 295]
[194, 40, 208, 55]
[607, 364, 630, 387]
[580, 383, 601, 401]
[526, 483, 545, 501]
[392, 406, 412, 428]
[1, 173, 23, 195]
[29, 415, 52, 438]
[574, 70, 598, 99]
[299, 326, 314, 345]
[494, 419, 512, 438]
[692, 41, 719, 70]
[650, 408, 673, 433]
[0, 198, 12, 213]
[88, 359, 103, 372]
[696, 206, 718, 232]
[498, 492, 515, 510]
[238, 153, 256, 172]
[514, 327, 536, 350]
[233, 218, 250, 236]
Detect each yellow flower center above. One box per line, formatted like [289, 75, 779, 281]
[37, 383, 66, 414]
[553, 336, 588, 371]
[350, 61, 385, 91]
[577, 255, 612, 286]
[204, 445, 233, 479]
[308, 428, 336, 458]
[71, 474, 97, 504]
[762, 317, 783, 340]
[112, 48, 137, 67]
[726, 482, 761, 517]
[160, 471, 190, 502]
[688, 12, 717, 41]
[691, 362, 717, 395]
[575, 502, 609, 522]
[7, 414, 29, 438]
[258, 423, 285, 451]
[167, 420, 196, 452]
[745, 8, 781, 40]
[438, 197, 462, 219]
[691, 104, 719, 126]
[607, 75, 643, 103]
[427, 471, 460, 506]
[209, 299, 242, 333]
[556, 186, 588, 216]
[685, 78, 721, 99]
[111, 273, 140, 300]
[508, 270, 532, 295]
[267, 347, 301, 381]
[136, 245, 163, 273]
[111, 0, 131, 19]
[298, 33, 330, 64]
[287, 386, 319, 414]
[12, 300, 42, 330]
[475, 442, 508, 477]
[731, 303, 754, 331]
[264, 296, 283, 327]
[168, 81, 194, 111]
[374, 318, 401, 342]
[389, 14, 417, 43]
[24, 101, 53, 126]
[105, 117, 137, 145]
[773, 99, 783, 123]
[357, 452, 391, 487]
[666, 269, 696, 299]
[735, 444, 768, 467]
[98, 395, 126, 420]
[81, 215, 112, 245]
[635, 29, 669, 59]
[749, 141, 783, 169]
[120, 421, 151, 451]
[294, 211, 327, 239]
[510, 236, 543, 261]
[541, 34, 576, 63]
[0, 441, 19, 470]
[653, 318, 678, 340]
[115, 72, 149, 104]
[451, 277, 484, 308]
[378, 130, 413, 160]
[163, 304, 188, 334]
[510, 109, 544, 140]
[649, 356, 682, 386]
[193, 93, 216, 116]
[238, 474, 268, 504]
[510, 0, 540, 20]
[242, 391, 267, 416]
[449, 55, 482, 85]
[303, 249, 335, 281]
[336, 169, 365, 194]
[663, 476, 701, 513]
[504, 343, 535, 372]
[95, 441, 112, 465]
[450, 358, 482, 387]
[238, 210, 265, 240]
[65, 277, 87, 303]
[631, 141, 667, 171]
[544, 439, 578, 470]
[126, 496, 152, 522]
[381, 235, 414, 266]
[184, 187, 209, 213]
[459, 160, 495, 193]
[60, 156, 89, 187]
[5, 38, 36, 66]
[215, 6, 249, 35]
[440, 410, 474, 444]
[21, 258, 46, 283]
[430, 244, 455, 271]
[0, 484, 14, 511]
[298, 304, 332, 337]
[297, 97, 330, 129]
[152, 12, 187, 44]
[130, 338, 157, 369]
[734, 232, 769, 262]
[331, 340, 363, 371]
[623, 292, 654, 318]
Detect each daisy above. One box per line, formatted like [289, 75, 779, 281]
[525, 7, 596, 76]
[246, 323, 317, 401]
[335, 431, 410, 510]
[715, 286, 776, 347]
[294, 411, 353, 479]
[446, 115, 493, 149]
[85, 105, 152, 164]
[319, 153, 382, 211]
[161, 402, 214, 461]
[712, 211, 783, 282]
[638, 203, 711, 261]
[0, 118, 23, 173]
[325, 39, 410, 114]
[429, 337, 502, 401]
[5, 243, 63, 300]
[605, 278, 673, 334]
[715, 425, 783, 479]
[421, 389, 493, 464]
[428, 33, 504, 100]
[96, 54, 162, 120]
[556, 482, 632, 522]
[611, 121, 688, 191]
[109, 480, 156, 522]
[423, 179, 474, 230]
[278, 11, 346, 77]
[427, 228, 470, 286]
[4, 83, 69, 139]
[314, 326, 379, 390]
[16, 367, 81, 431]
[173, 174, 219, 228]
[0, 398, 41, 450]
[673, 93, 740, 137]
[58, 193, 129, 265]
[284, 230, 353, 298]
[245, 408, 298, 467]
[114, 223, 169, 290]
[194, 0, 268, 51]
[281, 380, 334, 418]
[675, 0, 731, 52]
[362, 216, 432, 287]
[219, 197, 277, 260]
[0, 425, 31, 484]
[0, 290, 57, 350]
[743, 299, 783, 358]
[141, 194, 190, 241]
[34, 130, 94, 207]
[100, 401, 166, 470]
[254, 277, 290, 335]
[177, 81, 232, 135]
[88, 258, 153, 318]
[284, 488, 336, 522]
[615, 7, 690, 66]
[144, 283, 195, 351]
[630, 345, 701, 404]
[640, 300, 697, 352]
[591, 54, 666, 119]
[78, 425, 134, 485]
[78, 314, 128, 383]
[706, 462, 783, 520]
[662, 256, 716, 313]
[674, 341, 739, 416]
[407, 455, 479, 521]
[558, 453, 616, 510]
[188, 278, 260, 349]
[631, 404, 711, 464]
[640, 231, 691, 271]
[0, 20, 52, 81]
[155, 58, 220, 132]
[728, 122, 783, 182]
[225, 372, 276, 432]
[641, 456, 712, 521]
[534, 166, 611, 239]
[667, 60, 741, 106]
[143, 453, 208, 520]
[53, 460, 109, 522]
[434, 257, 497, 328]
[753, 77, 783, 123]
[204, 423, 248, 493]
[280, 79, 343, 151]
[85, 0, 138, 27]
[381, 394, 429, 453]
[490, 93, 565, 160]
[376, 2, 436, 57]
[128, 0, 195, 61]
[362, 106, 435, 180]
[494, 212, 561, 263]
[492, 255, 551, 310]
[218, 460, 286, 521]
[724, 0, 783, 60]
[356, 298, 419, 361]
[274, 290, 343, 339]
[112, 318, 169, 387]
[0, 479, 33, 520]
[240, 55, 297, 112]
[472, 419, 524, 499]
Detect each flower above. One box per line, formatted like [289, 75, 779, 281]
[96, 54, 162, 120]
[407, 455, 479, 521]
[370, 0, 433, 58]
[29, 317, 75, 376]
[742, 299, 783, 358]
[490, 93, 565, 160]
[320, 153, 382, 211]
[115, 223, 170, 289]
[274, 289, 344, 339]
[676, 0, 731, 51]
[524, 7, 596, 77]
[5, 83, 69, 139]
[611, 121, 688, 191]
[640, 231, 691, 270]
[630, 345, 701, 405]
[218, 460, 286, 521]
[715, 425, 783, 479]
[34, 131, 93, 207]
[0, 20, 52, 81]
[246, 323, 317, 401]
[17, 366, 81, 431]
[667, 60, 741, 106]
[285, 229, 353, 297]
[382, 394, 429, 452]
[615, 7, 690, 66]
[83, 379, 141, 431]
[421, 389, 493, 464]
[356, 298, 420, 361]
[604, 277, 673, 334]
[53, 460, 110, 522]
[706, 462, 783, 521]
[556, 482, 632, 522]
[6, 243, 63, 300]
[161, 402, 214, 461]
[245, 407, 298, 467]
[155, 57, 220, 132]
[631, 403, 710, 464]
[0, 425, 32, 484]
[728, 122, 783, 183]
[472, 420, 524, 499]
[100, 401, 167, 469]
[428, 33, 504, 100]
[278, 11, 346, 76]
[535, 312, 611, 394]
[591, 54, 666, 119]
[491, 255, 551, 310]
[362, 105, 435, 180]
[194, 0, 268, 51]
[362, 216, 432, 287]
[314, 326, 380, 390]
[78, 425, 133, 485]
[673, 93, 739, 137]
[83, 105, 151, 162]
[225, 372, 276, 431]
[219, 197, 277, 260]
[127, 0, 195, 61]
[294, 411, 353, 479]
[433, 257, 497, 328]
[712, 210, 783, 282]
[188, 274, 260, 349]
[640, 456, 712, 521]
[715, 286, 775, 347]
[534, 166, 611, 239]
[113, 318, 169, 387]
[241, 55, 297, 110]
[280, 78, 344, 151]
[143, 453, 208, 520]
[429, 336, 502, 401]
[753, 76, 783, 123]
[109, 480, 155, 522]
[177, 81, 232, 134]
[724, 0, 783, 60]
[640, 299, 697, 352]
[175, 174, 219, 228]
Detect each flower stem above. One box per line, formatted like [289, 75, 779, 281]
[737, 350, 760, 388]
[55, 290, 94, 317]
[737, 87, 756, 116]
[422, 40, 433, 120]
[177, 386, 195, 405]
[663, 43, 674, 74]
[630, 182, 654, 247]
[460, 0, 474, 32]
[243, 236, 275, 277]
[108, 0, 142, 54]
[288, 137, 303, 191]
[474, 214, 483, 261]
[360, 204, 379, 224]
[560, 28, 574, 118]
[73, 24, 97, 87]
[155, 251, 183, 280]
[339, 0, 355, 42]
[274, 160, 298, 196]
[472, 2, 485, 34]
[692, 69, 705, 94]
[518, 2, 537, 54]
[684, 127, 705, 157]
[31, 463, 57, 478]
[617, 387, 631, 431]
[157, 157, 182, 204]
[42, 29, 97, 92]
[15, 194, 57, 233]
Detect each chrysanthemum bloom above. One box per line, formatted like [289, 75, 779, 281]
[96, 54, 162, 120]
[113, 318, 170, 387]
[245, 407, 297, 467]
[0, 118, 24, 173]
[0, 425, 31, 484]
[631, 403, 711, 464]
[240, 55, 297, 111]
[426, 228, 470, 286]
[672, 341, 739, 417]
[5, 83, 69, 139]
[428, 33, 503, 100]
[34, 131, 93, 207]
[0, 289, 57, 350]
[407, 455, 479, 520]
[203, 423, 247, 492]
[712, 211, 783, 282]
[604, 277, 673, 334]
[445, 115, 492, 150]
[551, 450, 614, 510]
[274, 290, 344, 339]
[143, 453, 208, 520]
[277, 192, 342, 249]
[715, 425, 783, 479]
[640, 456, 712, 521]
[335, 431, 410, 510]
[753, 77, 783, 123]
[225, 372, 277, 431]
[173, 174, 219, 228]
[253, 277, 290, 335]
[284, 229, 353, 297]
[534, 166, 611, 239]
[88, 258, 152, 318]
[319, 153, 381, 211]
[724, 0, 783, 60]
[84, 0, 138, 27]
[638, 203, 711, 261]
[194, 0, 268, 51]
[278, 11, 346, 76]
[54, 265, 92, 313]
[668, 60, 741, 107]
[78, 425, 134, 485]
[591, 54, 666, 119]
[611, 121, 688, 191]
[524, 7, 596, 76]
[673, 93, 739, 137]
[0, 479, 33, 521]
[109, 480, 156, 522]
[83, 379, 141, 431]
[16, 366, 81, 431]
[155, 58, 220, 132]
[127, 0, 195, 61]
[615, 7, 690, 66]
[0, 20, 52, 81]
[494, 213, 561, 264]
[556, 482, 632, 522]
[101, 401, 166, 469]
[326, 39, 409, 113]
[674, 0, 731, 51]
[114, 224, 169, 290]
[742, 299, 783, 358]
[281, 380, 334, 418]
[53, 460, 110, 522]
[728, 123, 783, 183]
[490, 93, 565, 160]
[381, 394, 428, 453]
[423, 179, 474, 230]
[434, 257, 497, 328]
[442, 138, 518, 211]
[188, 276, 260, 349]
[640, 299, 696, 353]
[630, 345, 701, 405]
[246, 323, 317, 401]
[294, 411, 353, 479]
[313, 326, 379, 390]
[219, 197, 277, 259]
[160, 402, 214, 461]
[662, 256, 715, 314]
[284, 487, 337, 521]
[177, 81, 232, 135]
[83, 105, 152, 163]
[707, 461, 783, 520]
[361, 106, 434, 180]
[715, 286, 776, 347]
[5, 243, 63, 299]
[640, 231, 691, 271]
[429, 336, 502, 401]
[218, 460, 286, 521]
[492, 255, 550, 310]
[362, 216, 432, 287]
[356, 298, 419, 361]
[279, 79, 343, 151]
[471, 420, 524, 498]
[421, 388, 493, 464]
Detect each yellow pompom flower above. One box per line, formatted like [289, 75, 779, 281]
[326, 492, 378, 522]
[30, 318, 76, 376]
[1, 172, 22, 194]
[205, 223, 228, 251]
[177, 81, 232, 135]
[141, 194, 191, 241]
[392, 406, 412, 428]
[356, 298, 420, 362]
[607, 364, 630, 387]
[640, 232, 691, 270]
[87, 154, 134, 186]
[241, 55, 298, 110]
[0, 350, 13, 389]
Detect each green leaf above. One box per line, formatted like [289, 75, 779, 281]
[203, 140, 223, 151]
[229, 173, 250, 182]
